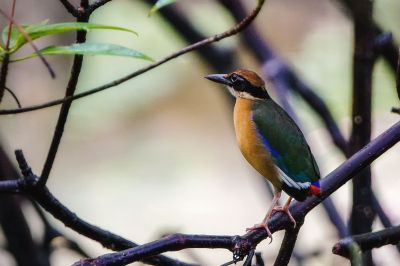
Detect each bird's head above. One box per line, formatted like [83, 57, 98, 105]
[205, 69, 269, 100]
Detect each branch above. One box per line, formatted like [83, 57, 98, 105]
[348, 1, 375, 264]
[371, 194, 400, 252]
[0, 55, 10, 105]
[332, 225, 400, 259]
[273, 219, 304, 266]
[396, 47, 400, 101]
[9, 150, 195, 266]
[0, 146, 50, 266]
[32, 202, 91, 258]
[72, 120, 400, 266]
[87, 0, 113, 14]
[0, 0, 265, 115]
[337, 0, 399, 72]
[59, 0, 79, 17]
[38, 13, 89, 186]
[4, 86, 21, 108]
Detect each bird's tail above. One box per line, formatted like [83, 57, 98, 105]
[308, 181, 321, 197]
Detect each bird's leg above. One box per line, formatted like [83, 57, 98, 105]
[270, 197, 296, 228]
[245, 190, 281, 241]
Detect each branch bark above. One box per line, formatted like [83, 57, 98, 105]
[333, 225, 400, 259]
[273, 218, 304, 266]
[39, 10, 89, 186]
[348, 1, 375, 264]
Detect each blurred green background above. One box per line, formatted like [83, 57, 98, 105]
[0, 0, 399, 265]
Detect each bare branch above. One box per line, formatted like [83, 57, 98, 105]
[273, 219, 304, 266]
[4, 86, 21, 108]
[348, 1, 375, 264]
[333, 225, 400, 259]
[0, 55, 10, 104]
[396, 47, 400, 100]
[38, 14, 89, 186]
[59, 0, 79, 17]
[87, 0, 113, 14]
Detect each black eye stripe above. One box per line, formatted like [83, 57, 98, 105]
[230, 75, 269, 99]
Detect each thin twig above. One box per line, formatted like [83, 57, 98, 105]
[0, 0, 265, 115]
[4, 86, 21, 108]
[5, 0, 17, 50]
[38, 13, 89, 186]
[70, 120, 400, 266]
[0, 55, 10, 104]
[32, 202, 91, 258]
[87, 0, 113, 14]
[58, 0, 79, 17]
[371, 194, 400, 252]
[396, 47, 400, 100]
[0, 8, 55, 78]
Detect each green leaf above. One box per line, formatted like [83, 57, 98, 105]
[13, 42, 153, 62]
[5, 22, 137, 52]
[149, 0, 177, 16]
[2, 20, 49, 49]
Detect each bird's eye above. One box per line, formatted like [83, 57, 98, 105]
[230, 75, 238, 83]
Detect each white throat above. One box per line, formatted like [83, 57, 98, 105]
[227, 86, 263, 100]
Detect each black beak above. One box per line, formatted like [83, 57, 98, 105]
[205, 74, 231, 86]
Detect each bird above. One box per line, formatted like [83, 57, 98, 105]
[205, 69, 321, 239]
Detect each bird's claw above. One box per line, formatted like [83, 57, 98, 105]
[271, 206, 297, 228]
[246, 223, 273, 243]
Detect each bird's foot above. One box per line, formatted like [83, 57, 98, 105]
[246, 223, 273, 243]
[271, 206, 296, 228]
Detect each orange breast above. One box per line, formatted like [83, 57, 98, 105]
[233, 98, 282, 188]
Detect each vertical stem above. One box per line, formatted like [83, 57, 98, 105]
[273, 219, 304, 266]
[39, 14, 88, 185]
[0, 55, 10, 104]
[349, 0, 375, 265]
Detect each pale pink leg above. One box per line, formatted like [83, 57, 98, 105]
[271, 197, 296, 228]
[246, 190, 282, 242]
[246, 191, 297, 243]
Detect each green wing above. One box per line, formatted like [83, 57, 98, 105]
[251, 99, 320, 183]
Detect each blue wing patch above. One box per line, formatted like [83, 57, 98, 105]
[253, 126, 290, 173]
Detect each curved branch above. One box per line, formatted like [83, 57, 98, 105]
[72, 120, 400, 266]
[0, 0, 266, 115]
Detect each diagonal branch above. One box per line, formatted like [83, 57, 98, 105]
[59, 0, 79, 17]
[0, 0, 266, 115]
[71, 120, 400, 266]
